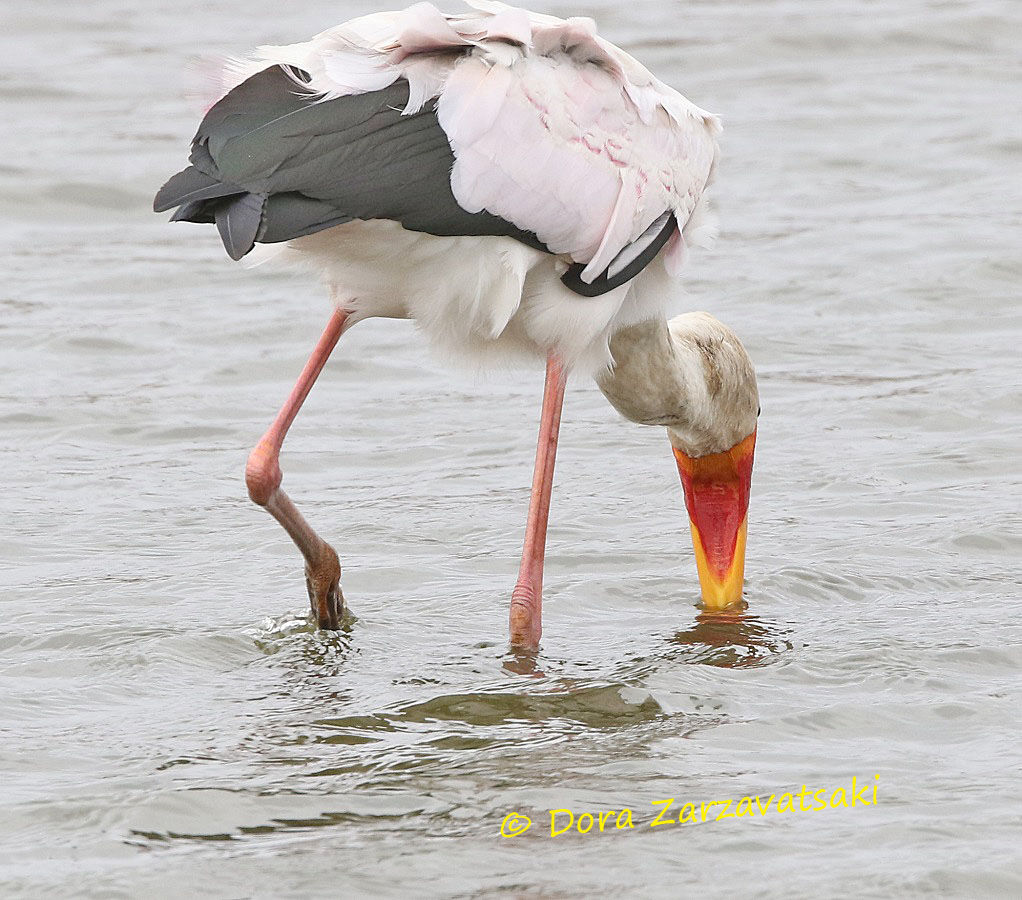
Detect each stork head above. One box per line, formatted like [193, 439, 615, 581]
[598, 312, 759, 610]
[664, 313, 758, 609]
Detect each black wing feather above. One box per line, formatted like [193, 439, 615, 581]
[154, 64, 671, 295]
[153, 166, 244, 213]
[561, 214, 678, 297]
[215, 193, 266, 261]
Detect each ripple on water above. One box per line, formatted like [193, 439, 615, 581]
[315, 683, 666, 730]
[125, 787, 451, 845]
[4, 0, 1021, 892]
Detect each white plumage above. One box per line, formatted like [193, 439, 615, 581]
[230, 0, 721, 374]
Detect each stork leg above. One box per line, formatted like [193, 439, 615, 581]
[509, 354, 567, 650]
[245, 308, 350, 629]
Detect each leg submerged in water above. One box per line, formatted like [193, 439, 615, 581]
[244, 308, 350, 629]
[509, 354, 567, 651]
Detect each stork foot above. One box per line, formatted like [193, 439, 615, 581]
[509, 582, 541, 650]
[305, 543, 344, 630]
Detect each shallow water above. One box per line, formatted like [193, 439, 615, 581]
[2, 0, 1020, 896]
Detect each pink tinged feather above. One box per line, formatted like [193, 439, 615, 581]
[531, 22, 623, 80]
[447, 145, 499, 214]
[452, 6, 533, 46]
[623, 81, 658, 125]
[392, 2, 472, 60]
[475, 41, 525, 68]
[490, 103, 610, 254]
[437, 59, 514, 147]
[663, 228, 687, 276]
[423, 20, 715, 273]
[448, 100, 624, 260]
[477, 8, 533, 45]
[581, 168, 640, 282]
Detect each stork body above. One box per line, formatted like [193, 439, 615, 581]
[155, 1, 759, 649]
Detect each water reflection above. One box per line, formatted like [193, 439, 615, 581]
[668, 607, 794, 668]
[501, 645, 545, 677]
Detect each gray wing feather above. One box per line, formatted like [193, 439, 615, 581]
[154, 64, 668, 295]
[153, 166, 243, 213]
[156, 65, 544, 261]
[215, 193, 265, 261]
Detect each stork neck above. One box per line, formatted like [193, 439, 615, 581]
[596, 316, 690, 428]
[596, 313, 760, 458]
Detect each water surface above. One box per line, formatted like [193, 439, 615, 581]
[1, 0, 1020, 896]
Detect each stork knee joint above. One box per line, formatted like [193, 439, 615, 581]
[245, 441, 282, 506]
